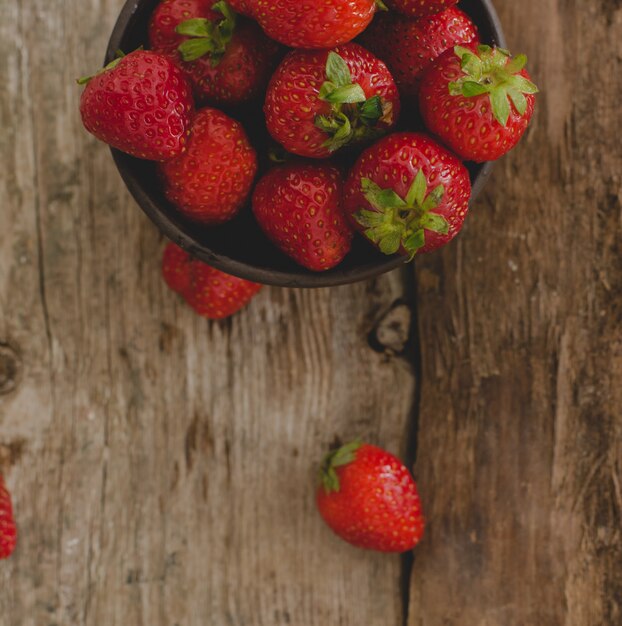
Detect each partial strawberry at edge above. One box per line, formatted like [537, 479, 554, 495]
[162, 243, 262, 319]
[316, 442, 425, 553]
[386, 0, 459, 17]
[252, 163, 353, 272]
[159, 107, 258, 225]
[419, 44, 538, 162]
[344, 132, 471, 258]
[248, 0, 378, 49]
[162, 241, 193, 295]
[0, 475, 17, 560]
[149, 0, 280, 107]
[359, 7, 479, 102]
[228, 0, 254, 15]
[79, 51, 194, 161]
[149, 0, 220, 51]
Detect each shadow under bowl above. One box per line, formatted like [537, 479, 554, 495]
[106, 0, 506, 288]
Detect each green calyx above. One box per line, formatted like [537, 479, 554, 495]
[77, 49, 125, 85]
[319, 441, 362, 494]
[449, 45, 539, 127]
[355, 171, 448, 258]
[314, 52, 392, 153]
[176, 1, 236, 65]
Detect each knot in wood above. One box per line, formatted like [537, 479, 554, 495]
[369, 302, 412, 355]
[0, 343, 21, 395]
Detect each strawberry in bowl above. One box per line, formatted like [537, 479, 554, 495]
[265, 45, 400, 159]
[344, 132, 471, 257]
[149, 0, 280, 106]
[419, 43, 538, 162]
[239, 0, 380, 49]
[78, 0, 529, 287]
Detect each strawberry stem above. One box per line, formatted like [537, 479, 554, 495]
[319, 441, 362, 494]
[315, 52, 392, 153]
[448, 45, 539, 126]
[177, 1, 237, 65]
[355, 171, 448, 258]
[76, 52, 125, 85]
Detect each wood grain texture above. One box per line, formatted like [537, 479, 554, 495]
[409, 1, 622, 625]
[0, 1, 416, 624]
[1, 0, 621, 624]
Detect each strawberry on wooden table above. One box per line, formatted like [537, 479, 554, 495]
[316, 442, 425, 553]
[386, 0, 458, 17]
[344, 132, 471, 257]
[360, 7, 478, 102]
[79, 50, 194, 161]
[244, 0, 378, 49]
[0, 475, 17, 560]
[159, 107, 257, 224]
[252, 163, 353, 271]
[419, 44, 538, 162]
[265, 45, 400, 159]
[149, 0, 279, 106]
[162, 243, 262, 319]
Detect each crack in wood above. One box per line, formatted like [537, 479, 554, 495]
[398, 265, 424, 626]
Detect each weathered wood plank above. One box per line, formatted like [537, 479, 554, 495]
[409, 1, 622, 624]
[0, 1, 416, 624]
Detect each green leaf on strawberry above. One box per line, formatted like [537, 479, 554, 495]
[315, 52, 392, 153]
[448, 44, 539, 126]
[177, 1, 237, 65]
[355, 171, 448, 258]
[319, 441, 363, 493]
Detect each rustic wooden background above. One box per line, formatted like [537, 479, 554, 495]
[1, 0, 620, 624]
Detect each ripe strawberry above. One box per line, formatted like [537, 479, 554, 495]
[419, 44, 538, 162]
[265, 45, 400, 159]
[316, 442, 425, 552]
[0, 475, 17, 560]
[246, 0, 378, 49]
[149, 0, 279, 106]
[227, 0, 253, 15]
[159, 107, 257, 224]
[79, 50, 193, 161]
[386, 0, 458, 17]
[252, 163, 353, 271]
[344, 132, 471, 257]
[162, 243, 262, 319]
[360, 8, 478, 102]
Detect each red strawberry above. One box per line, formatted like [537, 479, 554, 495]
[149, 0, 279, 106]
[252, 163, 353, 271]
[149, 0, 212, 50]
[0, 475, 17, 560]
[316, 442, 425, 552]
[344, 132, 471, 257]
[386, 0, 458, 17]
[227, 0, 253, 15]
[247, 0, 377, 49]
[359, 8, 478, 102]
[79, 50, 193, 161]
[159, 107, 258, 224]
[419, 44, 538, 162]
[162, 243, 262, 319]
[162, 241, 193, 294]
[265, 44, 400, 159]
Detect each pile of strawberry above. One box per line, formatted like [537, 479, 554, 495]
[79, 0, 537, 318]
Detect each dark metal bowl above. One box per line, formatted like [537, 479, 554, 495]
[106, 0, 506, 288]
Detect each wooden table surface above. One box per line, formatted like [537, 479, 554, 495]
[1, 0, 621, 624]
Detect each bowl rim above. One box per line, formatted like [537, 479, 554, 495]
[105, 0, 507, 289]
